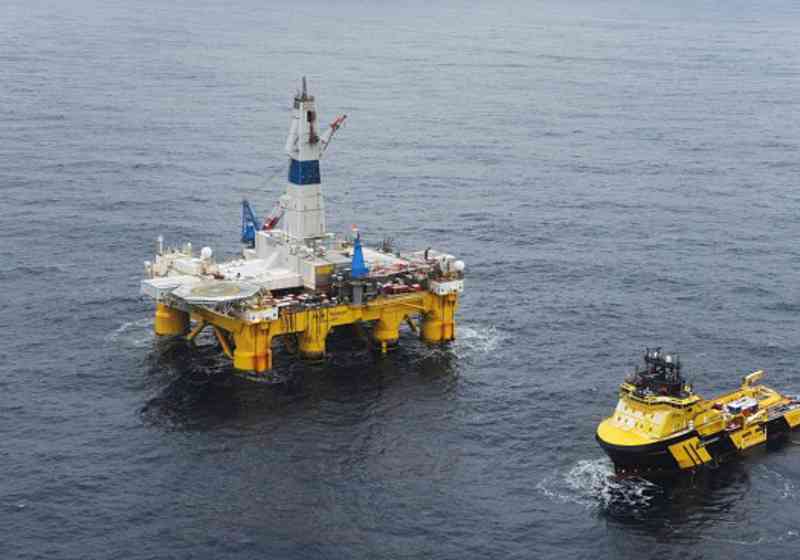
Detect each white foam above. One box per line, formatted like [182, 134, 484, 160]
[755, 464, 798, 500]
[536, 457, 661, 512]
[106, 317, 154, 348]
[452, 324, 500, 356]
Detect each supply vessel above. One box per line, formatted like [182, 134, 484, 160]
[140, 78, 464, 377]
[596, 349, 800, 476]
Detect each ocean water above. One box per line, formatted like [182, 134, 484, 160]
[2, 0, 800, 558]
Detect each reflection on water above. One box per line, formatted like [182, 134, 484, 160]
[138, 323, 473, 431]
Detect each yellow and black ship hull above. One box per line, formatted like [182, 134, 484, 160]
[598, 410, 797, 476]
[597, 431, 701, 475]
[597, 356, 800, 476]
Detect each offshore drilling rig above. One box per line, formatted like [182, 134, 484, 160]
[140, 78, 464, 377]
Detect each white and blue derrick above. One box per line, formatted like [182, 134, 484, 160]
[234, 78, 349, 247]
[288, 159, 321, 185]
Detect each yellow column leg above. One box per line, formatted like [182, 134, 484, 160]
[373, 311, 405, 353]
[154, 303, 189, 336]
[421, 293, 458, 343]
[298, 310, 330, 360]
[232, 324, 272, 373]
[298, 328, 328, 360]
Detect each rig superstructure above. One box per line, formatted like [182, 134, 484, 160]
[141, 79, 464, 376]
[596, 349, 800, 476]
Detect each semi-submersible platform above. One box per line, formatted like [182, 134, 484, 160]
[141, 79, 464, 376]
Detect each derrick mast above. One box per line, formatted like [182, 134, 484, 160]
[282, 77, 327, 240]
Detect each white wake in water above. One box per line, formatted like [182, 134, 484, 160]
[536, 458, 662, 513]
[452, 324, 501, 356]
[105, 317, 154, 348]
[754, 464, 798, 500]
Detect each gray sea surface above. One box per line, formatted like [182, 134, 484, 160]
[2, 0, 800, 558]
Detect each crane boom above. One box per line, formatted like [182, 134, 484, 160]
[241, 199, 262, 246]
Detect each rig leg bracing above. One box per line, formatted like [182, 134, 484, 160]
[151, 291, 459, 375]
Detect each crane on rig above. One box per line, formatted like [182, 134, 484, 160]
[241, 200, 285, 246]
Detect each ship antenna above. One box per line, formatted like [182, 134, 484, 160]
[302, 76, 307, 99]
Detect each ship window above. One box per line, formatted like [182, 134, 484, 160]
[307, 110, 316, 122]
